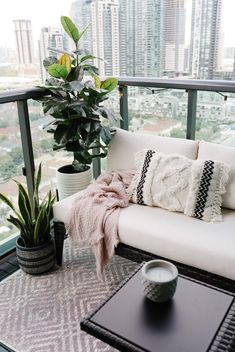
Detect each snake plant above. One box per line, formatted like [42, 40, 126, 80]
[0, 164, 55, 247]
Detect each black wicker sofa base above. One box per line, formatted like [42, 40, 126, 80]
[115, 243, 235, 294]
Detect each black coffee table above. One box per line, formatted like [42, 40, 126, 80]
[81, 265, 235, 352]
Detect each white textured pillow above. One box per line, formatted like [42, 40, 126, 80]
[128, 149, 230, 222]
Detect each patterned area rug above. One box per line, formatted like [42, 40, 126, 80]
[0, 241, 138, 352]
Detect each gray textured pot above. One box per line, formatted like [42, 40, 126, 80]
[16, 237, 55, 275]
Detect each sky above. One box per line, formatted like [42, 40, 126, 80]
[0, 0, 72, 48]
[0, 0, 235, 50]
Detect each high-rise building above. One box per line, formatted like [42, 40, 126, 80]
[91, 0, 119, 76]
[38, 27, 64, 82]
[69, 0, 92, 54]
[13, 20, 34, 65]
[163, 0, 185, 74]
[189, 0, 222, 79]
[119, 0, 164, 77]
[119, 1, 135, 76]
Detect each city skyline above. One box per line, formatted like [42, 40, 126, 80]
[0, 0, 235, 52]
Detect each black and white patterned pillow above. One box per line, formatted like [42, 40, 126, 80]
[184, 159, 230, 222]
[128, 149, 230, 222]
[127, 149, 157, 206]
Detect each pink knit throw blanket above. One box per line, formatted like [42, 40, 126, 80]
[66, 169, 135, 277]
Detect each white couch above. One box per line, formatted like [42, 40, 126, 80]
[53, 128, 235, 284]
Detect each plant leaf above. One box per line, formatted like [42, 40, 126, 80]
[64, 81, 84, 92]
[17, 183, 32, 230]
[35, 163, 42, 197]
[48, 64, 68, 79]
[7, 215, 24, 234]
[101, 78, 118, 92]
[78, 24, 89, 40]
[34, 206, 45, 246]
[43, 56, 58, 69]
[61, 16, 80, 44]
[15, 181, 32, 219]
[66, 66, 84, 82]
[94, 75, 101, 88]
[59, 54, 72, 74]
[100, 126, 112, 145]
[80, 54, 95, 63]
[0, 193, 15, 211]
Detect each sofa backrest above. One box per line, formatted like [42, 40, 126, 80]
[107, 128, 199, 171]
[198, 141, 235, 210]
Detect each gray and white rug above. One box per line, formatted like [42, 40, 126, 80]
[0, 241, 138, 352]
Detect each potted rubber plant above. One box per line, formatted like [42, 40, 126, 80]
[0, 164, 56, 275]
[38, 16, 118, 199]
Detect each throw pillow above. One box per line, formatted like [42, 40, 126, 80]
[128, 149, 230, 222]
[184, 159, 230, 222]
[128, 150, 193, 212]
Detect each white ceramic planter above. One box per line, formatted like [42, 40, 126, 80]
[56, 165, 93, 200]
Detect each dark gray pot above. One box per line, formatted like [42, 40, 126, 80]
[16, 237, 55, 275]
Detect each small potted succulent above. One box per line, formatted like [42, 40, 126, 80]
[0, 164, 56, 275]
[38, 16, 118, 199]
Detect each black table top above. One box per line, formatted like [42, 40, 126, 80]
[81, 265, 235, 352]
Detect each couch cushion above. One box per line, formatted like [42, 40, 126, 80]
[53, 190, 86, 224]
[198, 141, 235, 210]
[118, 204, 235, 281]
[107, 128, 199, 171]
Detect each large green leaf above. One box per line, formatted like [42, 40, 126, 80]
[43, 56, 58, 69]
[35, 163, 41, 198]
[61, 16, 79, 44]
[48, 64, 68, 79]
[101, 78, 118, 92]
[54, 124, 68, 144]
[94, 75, 101, 88]
[15, 181, 32, 219]
[78, 24, 89, 41]
[100, 127, 112, 145]
[0, 193, 15, 212]
[80, 54, 95, 63]
[17, 184, 32, 228]
[34, 207, 46, 246]
[82, 65, 99, 76]
[64, 81, 84, 92]
[66, 66, 84, 82]
[7, 215, 25, 235]
[73, 150, 92, 165]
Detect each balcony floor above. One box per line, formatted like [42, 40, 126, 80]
[0, 241, 137, 352]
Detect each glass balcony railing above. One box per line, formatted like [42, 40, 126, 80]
[1, 78, 235, 255]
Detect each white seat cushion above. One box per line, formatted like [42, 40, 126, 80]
[53, 190, 86, 224]
[118, 204, 235, 281]
[107, 128, 199, 171]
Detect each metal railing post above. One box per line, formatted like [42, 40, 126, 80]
[17, 100, 35, 202]
[119, 85, 129, 130]
[92, 149, 101, 179]
[186, 90, 197, 140]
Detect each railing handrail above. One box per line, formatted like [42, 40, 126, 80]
[118, 77, 235, 93]
[0, 87, 48, 104]
[1, 78, 235, 104]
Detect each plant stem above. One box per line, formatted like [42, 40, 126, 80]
[76, 43, 79, 68]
